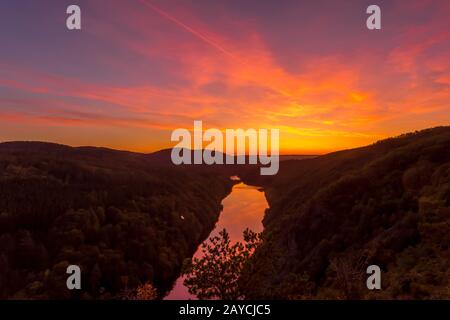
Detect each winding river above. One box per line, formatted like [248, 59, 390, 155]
[165, 178, 268, 300]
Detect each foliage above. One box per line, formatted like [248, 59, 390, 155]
[242, 126, 450, 299]
[183, 228, 260, 300]
[121, 282, 157, 300]
[0, 142, 232, 299]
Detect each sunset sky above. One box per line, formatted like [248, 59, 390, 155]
[0, 0, 449, 154]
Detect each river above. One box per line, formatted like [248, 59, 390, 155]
[164, 179, 268, 299]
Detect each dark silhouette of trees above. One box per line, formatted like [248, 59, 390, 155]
[241, 126, 450, 299]
[183, 228, 261, 300]
[0, 142, 233, 299]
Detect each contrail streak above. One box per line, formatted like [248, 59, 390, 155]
[139, 0, 240, 61]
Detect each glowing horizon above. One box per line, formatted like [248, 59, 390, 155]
[0, 0, 449, 154]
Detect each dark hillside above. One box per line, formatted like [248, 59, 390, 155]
[0, 142, 233, 299]
[243, 127, 450, 299]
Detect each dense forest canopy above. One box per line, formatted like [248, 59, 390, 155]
[1, 126, 449, 300]
[0, 142, 233, 299]
[241, 126, 450, 299]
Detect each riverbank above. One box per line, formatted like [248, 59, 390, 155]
[165, 181, 268, 299]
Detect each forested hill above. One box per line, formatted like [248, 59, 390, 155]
[0, 142, 233, 299]
[242, 126, 450, 299]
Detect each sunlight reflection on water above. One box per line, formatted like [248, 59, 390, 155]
[164, 180, 268, 300]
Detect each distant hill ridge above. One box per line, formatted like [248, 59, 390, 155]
[1, 126, 449, 299]
[0, 140, 234, 299]
[240, 126, 450, 299]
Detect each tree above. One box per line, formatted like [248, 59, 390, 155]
[121, 282, 157, 300]
[182, 228, 260, 300]
[330, 251, 368, 299]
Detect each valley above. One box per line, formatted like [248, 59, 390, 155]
[1, 126, 449, 299]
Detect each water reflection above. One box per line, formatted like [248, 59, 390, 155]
[165, 181, 268, 300]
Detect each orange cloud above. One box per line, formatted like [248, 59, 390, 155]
[1, 1, 449, 154]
